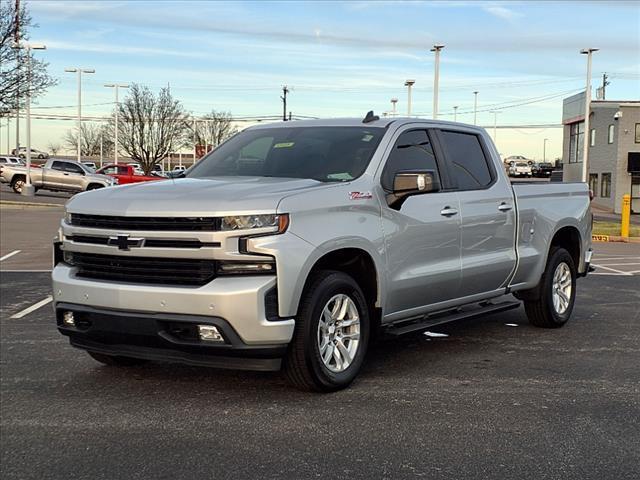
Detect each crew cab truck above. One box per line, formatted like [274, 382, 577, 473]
[96, 164, 164, 185]
[52, 116, 592, 392]
[1, 158, 116, 194]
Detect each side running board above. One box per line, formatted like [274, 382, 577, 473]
[384, 300, 521, 337]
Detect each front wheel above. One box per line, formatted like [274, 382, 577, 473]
[284, 270, 370, 392]
[524, 247, 577, 328]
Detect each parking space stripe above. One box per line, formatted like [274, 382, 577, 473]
[10, 296, 53, 319]
[591, 264, 632, 276]
[0, 250, 21, 262]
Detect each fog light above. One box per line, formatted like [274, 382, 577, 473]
[63, 311, 75, 326]
[198, 325, 224, 342]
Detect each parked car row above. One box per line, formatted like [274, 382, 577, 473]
[503, 155, 555, 178]
[11, 147, 49, 159]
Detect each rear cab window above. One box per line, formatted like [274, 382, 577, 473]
[439, 130, 494, 190]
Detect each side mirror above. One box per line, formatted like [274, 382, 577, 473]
[388, 170, 440, 210]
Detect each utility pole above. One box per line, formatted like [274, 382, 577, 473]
[473, 91, 479, 125]
[281, 86, 289, 121]
[490, 110, 500, 142]
[601, 73, 610, 100]
[453, 105, 458, 122]
[65, 67, 95, 162]
[193, 117, 197, 164]
[405, 80, 415, 116]
[14, 0, 21, 154]
[580, 48, 599, 183]
[430, 44, 444, 119]
[104, 83, 129, 164]
[543, 138, 549, 162]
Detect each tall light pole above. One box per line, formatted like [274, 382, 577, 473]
[104, 83, 129, 164]
[14, 42, 46, 196]
[490, 110, 501, 142]
[390, 98, 398, 116]
[473, 91, 479, 125]
[543, 138, 549, 162]
[404, 80, 415, 116]
[580, 48, 598, 182]
[453, 105, 458, 122]
[65, 67, 95, 163]
[430, 44, 444, 119]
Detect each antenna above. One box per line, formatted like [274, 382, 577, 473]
[362, 111, 379, 123]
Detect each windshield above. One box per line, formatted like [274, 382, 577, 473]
[188, 126, 385, 182]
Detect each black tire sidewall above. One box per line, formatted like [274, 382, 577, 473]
[301, 272, 370, 390]
[542, 248, 577, 325]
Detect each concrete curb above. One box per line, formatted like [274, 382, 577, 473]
[0, 200, 64, 209]
[592, 234, 640, 244]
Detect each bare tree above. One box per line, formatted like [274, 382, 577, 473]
[64, 123, 113, 157]
[193, 110, 238, 148]
[0, 2, 57, 113]
[113, 84, 188, 174]
[47, 141, 61, 156]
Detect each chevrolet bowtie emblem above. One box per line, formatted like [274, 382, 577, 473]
[107, 234, 144, 251]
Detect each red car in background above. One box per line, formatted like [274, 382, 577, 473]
[96, 164, 164, 185]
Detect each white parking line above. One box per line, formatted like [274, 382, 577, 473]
[591, 264, 632, 276]
[0, 250, 21, 262]
[594, 262, 640, 266]
[10, 296, 53, 319]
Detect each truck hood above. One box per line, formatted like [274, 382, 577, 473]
[65, 177, 328, 216]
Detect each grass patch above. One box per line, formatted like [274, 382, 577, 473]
[592, 221, 640, 237]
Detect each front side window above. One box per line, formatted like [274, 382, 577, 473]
[64, 163, 84, 175]
[608, 124, 615, 144]
[381, 130, 440, 191]
[440, 131, 492, 190]
[588, 173, 598, 195]
[188, 126, 385, 183]
[51, 161, 66, 171]
[101, 166, 117, 175]
[601, 173, 611, 198]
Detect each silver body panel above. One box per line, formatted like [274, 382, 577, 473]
[52, 118, 592, 347]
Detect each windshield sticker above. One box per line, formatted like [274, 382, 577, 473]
[349, 191, 373, 200]
[273, 142, 295, 149]
[327, 173, 353, 180]
[361, 134, 374, 142]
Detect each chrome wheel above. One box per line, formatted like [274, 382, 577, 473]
[552, 262, 572, 314]
[13, 179, 25, 193]
[317, 294, 361, 373]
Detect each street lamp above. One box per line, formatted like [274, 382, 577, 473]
[404, 80, 415, 116]
[473, 91, 479, 125]
[580, 48, 599, 182]
[390, 98, 398, 117]
[543, 138, 549, 162]
[430, 44, 444, 119]
[490, 110, 501, 142]
[104, 83, 129, 164]
[453, 105, 458, 122]
[65, 67, 95, 163]
[14, 42, 46, 196]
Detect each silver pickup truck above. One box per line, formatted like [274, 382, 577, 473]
[52, 116, 592, 392]
[1, 158, 115, 193]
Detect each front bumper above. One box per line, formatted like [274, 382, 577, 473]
[56, 303, 286, 371]
[52, 264, 295, 345]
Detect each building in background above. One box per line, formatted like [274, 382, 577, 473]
[561, 92, 640, 214]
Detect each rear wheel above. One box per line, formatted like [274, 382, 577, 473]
[88, 351, 147, 367]
[284, 270, 370, 392]
[11, 177, 25, 194]
[523, 247, 577, 328]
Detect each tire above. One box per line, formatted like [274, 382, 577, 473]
[524, 247, 577, 328]
[88, 351, 147, 367]
[11, 177, 25, 194]
[284, 270, 370, 392]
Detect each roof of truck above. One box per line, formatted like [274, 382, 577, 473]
[248, 117, 483, 131]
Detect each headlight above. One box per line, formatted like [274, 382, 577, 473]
[64, 210, 72, 224]
[221, 214, 289, 233]
[217, 261, 275, 275]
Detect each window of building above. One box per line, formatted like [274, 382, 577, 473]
[440, 130, 492, 190]
[608, 124, 614, 144]
[588, 173, 598, 195]
[635, 123, 640, 143]
[381, 130, 440, 191]
[601, 173, 611, 198]
[590, 128, 595, 147]
[569, 121, 584, 163]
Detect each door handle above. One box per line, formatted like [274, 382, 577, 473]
[63, 173, 69, 176]
[440, 206, 459, 217]
[498, 203, 512, 212]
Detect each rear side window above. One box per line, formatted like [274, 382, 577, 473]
[381, 130, 440, 191]
[440, 131, 492, 190]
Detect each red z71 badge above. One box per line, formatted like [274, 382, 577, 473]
[349, 191, 373, 200]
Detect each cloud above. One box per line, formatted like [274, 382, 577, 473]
[41, 39, 207, 59]
[482, 5, 523, 21]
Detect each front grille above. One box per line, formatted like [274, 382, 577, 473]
[69, 252, 217, 286]
[67, 235, 220, 249]
[70, 214, 221, 231]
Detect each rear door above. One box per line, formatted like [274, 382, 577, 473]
[59, 162, 85, 191]
[436, 129, 516, 298]
[379, 127, 461, 317]
[44, 161, 69, 189]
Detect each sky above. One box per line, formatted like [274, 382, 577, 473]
[3, 0, 640, 160]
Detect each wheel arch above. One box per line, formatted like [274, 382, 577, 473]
[548, 225, 582, 271]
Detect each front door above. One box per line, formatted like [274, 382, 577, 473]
[380, 127, 461, 318]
